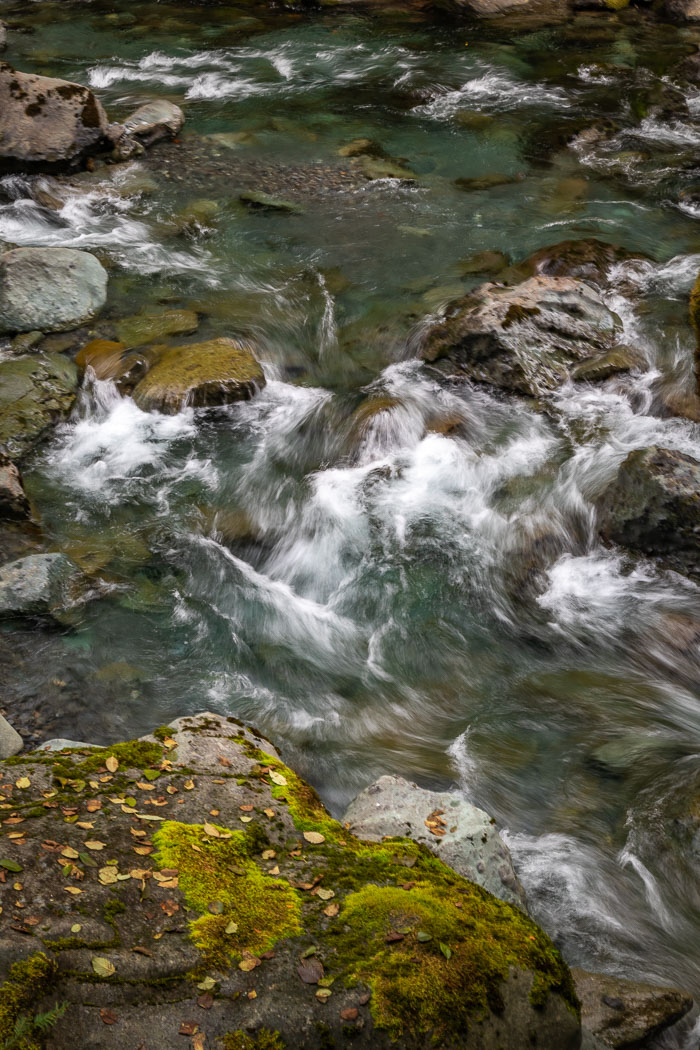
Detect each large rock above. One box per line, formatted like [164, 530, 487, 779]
[572, 969, 692, 1048]
[597, 447, 700, 579]
[122, 99, 185, 147]
[343, 774, 527, 911]
[132, 337, 266, 414]
[0, 552, 84, 618]
[0, 713, 22, 758]
[0, 713, 582, 1050]
[0, 62, 113, 173]
[0, 456, 30, 520]
[512, 239, 642, 289]
[420, 275, 621, 397]
[0, 353, 78, 460]
[0, 247, 107, 334]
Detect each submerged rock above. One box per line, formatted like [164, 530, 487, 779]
[0, 552, 84, 618]
[0, 353, 78, 460]
[597, 447, 700, 579]
[512, 239, 641, 289]
[0, 712, 581, 1050]
[343, 774, 528, 911]
[0, 713, 22, 758]
[115, 309, 199, 348]
[571, 968, 692, 1048]
[420, 275, 621, 396]
[132, 337, 266, 414]
[0, 62, 113, 174]
[0, 247, 107, 334]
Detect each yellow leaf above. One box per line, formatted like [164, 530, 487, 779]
[240, 816, 252, 824]
[71, 923, 82, 932]
[76, 822, 94, 830]
[133, 846, 152, 856]
[238, 957, 259, 972]
[193, 1034, 206, 1050]
[269, 865, 280, 876]
[315, 888, 335, 901]
[64, 886, 83, 895]
[98, 866, 119, 885]
[105, 756, 119, 773]
[92, 956, 116, 978]
[268, 771, 287, 787]
[203, 822, 220, 838]
[263, 809, 275, 819]
[162, 737, 177, 750]
[184, 780, 195, 791]
[225, 920, 238, 934]
[303, 831, 325, 845]
[61, 847, 79, 859]
[261, 850, 276, 860]
[15, 777, 30, 789]
[323, 902, 339, 918]
[84, 841, 106, 851]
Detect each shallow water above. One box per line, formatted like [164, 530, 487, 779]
[2, 0, 700, 1032]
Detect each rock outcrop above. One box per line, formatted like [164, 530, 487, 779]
[132, 337, 266, 414]
[0, 713, 582, 1050]
[0, 354, 78, 461]
[343, 774, 528, 911]
[0, 248, 108, 334]
[420, 275, 622, 396]
[597, 446, 700, 579]
[0, 63, 113, 174]
[572, 968, 693, 1048]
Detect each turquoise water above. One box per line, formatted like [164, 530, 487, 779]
[2, 1, 700, 1028]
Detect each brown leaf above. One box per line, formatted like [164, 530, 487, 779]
[105, 756, 119, 773]
[131, 946, 153, 957]
[161, 899, 179, 916]
[238, 952, 261, 972]
[358, 991, 371, 1005]
[303, 831, 325, 845]
[179, 1021, 198, 1036]
[192, 1034, 206, 1050]
[385, 931, 404, 943]
[133, 846, 153, 855]
[340, 1008, 359, 1021]
[297, 957, 324, 984]
[99, 1008, 117, 1025]
[217, 755, 232, 768]
[197, 993, 214, 1010]
[239, 805, 254, 812]
[323, 902, 339, 918]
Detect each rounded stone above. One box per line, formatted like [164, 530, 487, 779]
[0, 247, 108, 334]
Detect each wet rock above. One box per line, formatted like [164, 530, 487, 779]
[420, 275, 621, 396]
[674, 50, 700, 83]
[511, 239, 642, 289]
[0, 353, 78, 460]
[455, 173, 522, 192]
[456, 250, 510, 277]
[0, 456, 30, 520]
[0, 714, 22, 758]
[0, 712, 582, 1050]
[597, 446, 700, 579]
[121, 99, 184, 148]
[0, 552, 84, 619]
[571, 968, 692, 1048]
[115, 309, 199, 348]
[9, 331, 44, 354]
[38, 737, 99, 751]
[0, 21, 6, 51]
[344, 774, 528, 911]
[132, 337, 266, 414]
[0, 247, 107, 334]
[570, 346, 646, 382]
[0, 62, 113, 174]
[239, 189, 304, 213]
[663, 0, 700, 20]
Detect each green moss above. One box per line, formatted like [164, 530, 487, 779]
[0, 953, 57, 1049]
[334, 882, 578, 1042]
[152, 726, 176, 743]
[153, 821, 301, 970]
[222, 1030, 285, 1050]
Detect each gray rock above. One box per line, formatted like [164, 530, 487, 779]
[0, 457, 30, 520]
[343, 774, 528, 910]
[571, 968, 693, 1048]
[0, 247, 107, 334]
[0, 62, 113, 173]
[597, 446, 700, 580]
[122, 99, 185, 147]
[0, 714, 22, 758]
[0, 553, 83, 618]
[38, 738, 99, 751]
[0, 21, 7, 51]
[420, 275, 621, 397]
[0, 353, 78, 460]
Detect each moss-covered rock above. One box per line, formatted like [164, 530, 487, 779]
[0, 354, 78, 461]
[131, 338, 266, 415]
[0, 713, 580, 1049]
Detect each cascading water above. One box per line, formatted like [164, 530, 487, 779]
[1, 3, 699, 1043]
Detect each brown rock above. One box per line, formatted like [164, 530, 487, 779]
[572, 968, 692, 1048]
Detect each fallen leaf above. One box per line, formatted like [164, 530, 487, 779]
[131, 946, 153, 957]
[340, 1008, 358, 1021]
[105, 756, 119, 773]
[84, 841, 106, 851]
[193, 1034, 206, 1050]
[71, 923, 82, 933]
[64, 886, 83, 895]
[98, 866, 119, 885]
[76, 821, 94, 830]
[440, 942, 452, 960]
[130, 828, 147, 837]
[203, 822, 219, 838]
[417, 931, 432, 943]
[143, 769, 161, 781]
[225, 920, 238, 935]
[303, 831, 325, 845]
[247, 990, 257, 1000]
[184, 780, 195, 791]
[269, 865, 280, 876]
[263, 808, 275, 819]
[100, 1008, 117, 1025]
[86, 800, 102, 812]
[134, 846, 153, 856]
[238, 955, 261, 972]
[197, 977, 216, 992]
[15, 777, 30, 789]
[315, 888, 335, 901]
[162, 737, 177, 750]
[161, 899, 179, 916]
[61, 847, 79, 860]
[136, 782, 155, 792]
[385, 932, 404, 943]
[197, 993, 213, 1010]
[217, 755, 231, 768]
[0, 859, 23, 873]
[179, 1021, 198, 1036]
[208, 900, 224, 914]
[316, 988, 332, 1001]
[297, 957, 324, 984]
[240, 816, 252, 824]
[323, 902, 339, 918]
[268, 771, 287, 787]
[92, 956, 116, 978]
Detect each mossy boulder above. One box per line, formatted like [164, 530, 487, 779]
[420, 276, 622, 397]
[132, 338, 266, 414]
[0, 354, 78, 461]
[0, 713, 580, 1050]
[597, 446, 700, 579]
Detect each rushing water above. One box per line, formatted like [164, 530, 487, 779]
[2, 0, 700, 1035]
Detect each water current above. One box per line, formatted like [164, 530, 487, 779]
[1, 1, 700, 1038]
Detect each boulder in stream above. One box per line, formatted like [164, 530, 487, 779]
[132, 337, 266, 414]
[0, 62, 113, 173]
[0, 353, 78, 461]
[571, 968, 693, 1048]
[420, 275, 622, 396]
[0, 247, 108, 334]
[0, 552, 84, 619]
[0, 456, 30, 520]
[597, 446, 700, 579]
[122, 98, 185, 147]
[343, 774, 528, 911]
[0, 712, 582, 1050]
